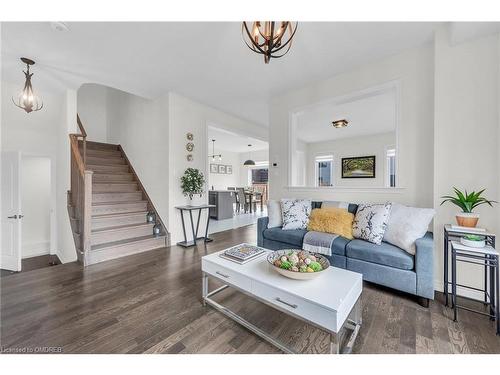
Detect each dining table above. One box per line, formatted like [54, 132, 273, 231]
[244, 190, 263, 213]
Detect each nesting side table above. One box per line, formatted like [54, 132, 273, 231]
[443, 225, 496, 306]
[450, 241, 499, 335]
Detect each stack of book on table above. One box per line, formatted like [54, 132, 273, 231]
[219, 243, 265, 264]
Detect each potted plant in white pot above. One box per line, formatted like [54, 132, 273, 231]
[181, 168, 205, 205]
[440, 187, 497, 227]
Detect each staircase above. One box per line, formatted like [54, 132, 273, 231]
[68, 116, 168, 266]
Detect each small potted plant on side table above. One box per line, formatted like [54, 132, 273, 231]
[440, 187, 497, 227]
[180, 168, 205, 205]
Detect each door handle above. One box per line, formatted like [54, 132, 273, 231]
[7, 215, 23, 219]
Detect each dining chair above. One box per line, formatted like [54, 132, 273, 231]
[236, 188, 249, 213]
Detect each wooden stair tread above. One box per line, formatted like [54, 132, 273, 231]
[92, 200, 146, 206]
[91, 235, 165, 251]
[92, 170, 133, 175]
[91, 210, 148, 219]
[92, 222, 153, 234]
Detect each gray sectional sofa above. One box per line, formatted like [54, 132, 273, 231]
[257, 201, 434, 306]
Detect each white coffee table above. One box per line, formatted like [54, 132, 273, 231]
[201, 246, 363, 354]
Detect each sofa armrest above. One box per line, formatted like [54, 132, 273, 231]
[415, 232, 434, 299]
[257, 217, 269, 247]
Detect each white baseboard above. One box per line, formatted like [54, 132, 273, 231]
[22, 241, 50, 259]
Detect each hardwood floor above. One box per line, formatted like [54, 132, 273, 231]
[1, 224, 499, 354]
[0, 255, 62, 278]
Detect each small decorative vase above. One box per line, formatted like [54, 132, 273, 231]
[456, 212, 479, 228]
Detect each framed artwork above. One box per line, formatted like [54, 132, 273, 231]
[226, 165, 233, 174]
[210, 164, 218, 173]
[341, 156, 376, 178]
[218, 165, 226, 174]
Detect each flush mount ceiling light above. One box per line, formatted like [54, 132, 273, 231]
[208, 139, 222, 161]
[243, 144, 256, 166]
[12, 57, 43, 113]
[332, 119, 349, 128]
[242, 21, 298, 64]
[50, 22, 70, 32]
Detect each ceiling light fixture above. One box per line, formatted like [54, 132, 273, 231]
[243, 144, 256, 166]
[12, 57, 43, 113]
[208, 139, 222, 161]
[332, 119, 349, 128]
[50, 22, 70, 32]
[242, 21, 298, 64]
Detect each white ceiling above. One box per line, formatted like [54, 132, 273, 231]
[295, 89, 396, 143]
[207, 126, 268, 154]
[1, 22, 446, 127]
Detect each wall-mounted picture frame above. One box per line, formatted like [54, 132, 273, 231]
[218, 165, 226, 174]
[341, 156, 376, 178]
[210, 164, 218, 173]
[226, 165, 233, 174]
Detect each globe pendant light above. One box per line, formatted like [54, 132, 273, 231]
[12, 57, 43, 113]
[243, 144, 255, 166]
[242, 21, 298, 64]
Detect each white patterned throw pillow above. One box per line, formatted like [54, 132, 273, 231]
[280, 199, 312, 230]
[352, 203, 392, 244]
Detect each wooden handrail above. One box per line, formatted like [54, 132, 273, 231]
[76, 114, 87, 137]
[71, 114, 88, 167]
[69, 134, 85, 177]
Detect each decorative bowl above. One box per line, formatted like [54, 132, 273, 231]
[460, 235, 486, 248]
[267, 250, 330, 280]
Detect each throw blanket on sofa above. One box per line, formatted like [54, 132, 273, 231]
[302, 231, 338, 256]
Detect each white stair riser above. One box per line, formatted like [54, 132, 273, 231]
[91, 213, 147, 230]
[91, 224, 154, 245]
[87, 236, 166, 265]
[92, 174, 135, 182]
[88, 164, 129, 173]
[92, 202, 147, 215]
[93, 183, 139, 193]
[92, 192, 142, 203]
[87, 156, 126, 165]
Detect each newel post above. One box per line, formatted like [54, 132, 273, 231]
[82, 170, 93, 266]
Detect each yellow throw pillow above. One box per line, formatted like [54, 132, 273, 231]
[307, 208, 354, 239]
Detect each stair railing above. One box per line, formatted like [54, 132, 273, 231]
[69, 114, 93, 265]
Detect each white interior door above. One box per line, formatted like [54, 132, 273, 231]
[1, 151, 22, 271]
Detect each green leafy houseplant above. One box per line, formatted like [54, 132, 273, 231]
[440, 187, 497, 227]
[440, 187, 497, 213]
[180, 168, 205, 201]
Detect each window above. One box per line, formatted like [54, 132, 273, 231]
[315, 155, 334, 187]
[251, 168, 268, 184]
[386, 148, 396, 187]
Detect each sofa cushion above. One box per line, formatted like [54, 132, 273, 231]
[281, 199, 312, 230]
[331, 236, 350, 256]
[264, 228, 350, 255]
[346, 239, 414, 270]
[263, 227, 308, 247]
[307, 208, 354, 239]
[352, 202, 392, 244]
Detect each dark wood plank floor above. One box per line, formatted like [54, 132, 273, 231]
[1, 224, 499, 354]
[1, 254, 62, 278]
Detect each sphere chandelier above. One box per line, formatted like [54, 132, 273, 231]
[242, 21, 298, 64]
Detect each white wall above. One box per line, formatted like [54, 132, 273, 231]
[304, 132, 396, 187]
[1, 81, 77, 263]
[208, 150, 240, 190]
[269, 43, 434, 208]
[433, 27, 500, 295]
[168, 92, 268, 243]
[21, 156, 51, 258]
[77, 84, 108, 143]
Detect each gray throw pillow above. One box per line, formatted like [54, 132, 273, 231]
[267, 200, 283, 228]
[352, 202, 392, 245]
[280, 199, 312, 230]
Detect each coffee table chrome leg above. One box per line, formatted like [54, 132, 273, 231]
[202, 272, 208, 306]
